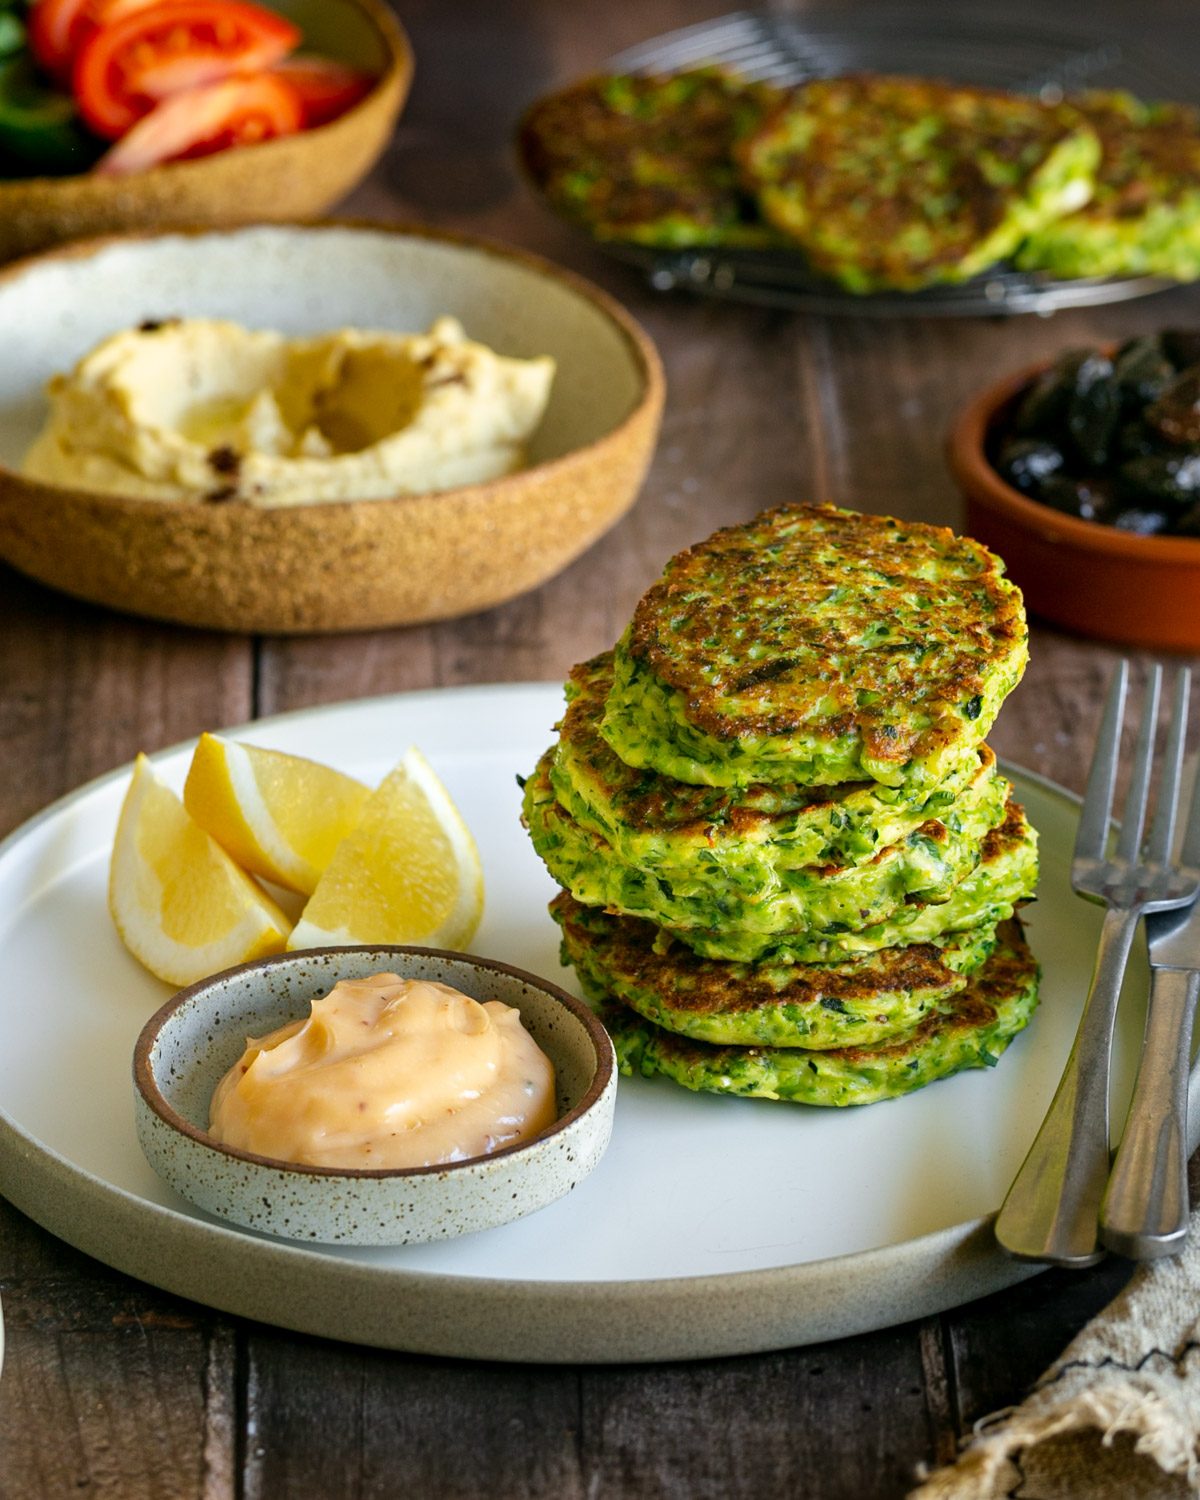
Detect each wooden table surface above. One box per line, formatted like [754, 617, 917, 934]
[4, 1, 1200, 1494]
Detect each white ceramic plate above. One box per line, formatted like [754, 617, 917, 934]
[0, 683, 1188, 1363]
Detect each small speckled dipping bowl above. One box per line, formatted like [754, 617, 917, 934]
[133, 947, 616, 1246]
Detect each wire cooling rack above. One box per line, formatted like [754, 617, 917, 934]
[538, 8, 1196, 317]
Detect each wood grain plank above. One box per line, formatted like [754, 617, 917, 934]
[242, 1335, 584, 1500]
[0, 568, 252, 837]
[577, 1333, 944, 1500]
[0, 1256, 230, 1500]
[946, 1259, 1135, 1435]
[0, 574, 250, 1498]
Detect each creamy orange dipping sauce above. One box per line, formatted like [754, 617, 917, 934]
[208, 974, 557, 1170]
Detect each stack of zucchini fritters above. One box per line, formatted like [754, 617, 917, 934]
[524, 506, 1042, 1108]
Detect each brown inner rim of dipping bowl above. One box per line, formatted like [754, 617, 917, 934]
[133, 945, 615, 1179]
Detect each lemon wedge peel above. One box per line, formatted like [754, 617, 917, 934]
[109, 754, 293, 987]
[183, 732, 371, 895]
[287, 747, 484, 953]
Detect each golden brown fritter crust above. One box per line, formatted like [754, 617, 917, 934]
[623, 505, 1027, 772]
[739, 75, 1099, 290]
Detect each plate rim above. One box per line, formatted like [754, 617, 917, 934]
[0, 682, 1185, 1363]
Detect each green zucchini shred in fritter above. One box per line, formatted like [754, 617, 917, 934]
[553, 890, 999, 1050]
[738, 75, 1099, 292]
[554, 652, 993, 872]
[595, 919, 1039, 1106]
[1018, 91, 1200, 280]
[601, 505, 1028, 792]
[517, 68, 784, 248]
[525, 749, 1012, 944]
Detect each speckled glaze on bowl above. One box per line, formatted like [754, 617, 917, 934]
[949, 357, 1200, 652]
[133, 947, 616, 1245]
[0, 0, 411, 264]
[0, 222, 664, 632]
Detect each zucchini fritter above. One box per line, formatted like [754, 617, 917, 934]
[1019, 91, 1200, 280]
[665, 797, 1039, 965]
[518, 69, 782, 248]
[553, 890, 998, 1050]
[555, 652, 994, 872]
[601, 505, 1028, 791]
[596, 919, 1039, 1106]
[524, 749, 1012, 946]
[739, 74, 1100, 291]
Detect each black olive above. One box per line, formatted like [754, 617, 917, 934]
[1117, 452, 1200, 506]
[1013, 349, 1090, 437]
[996, 438, 1066, 493]
[1109, 506, 1173, 536]
[1113, 337, 1175, 412]
[1115, 334, 1163, 363]
[1116, 419, 1164, 460]
[1065, 353, 1120, 469]
[1037, 475, 1112, 523]
[1161, 330, 1200, 371]
[1147, 367, 1200, 445]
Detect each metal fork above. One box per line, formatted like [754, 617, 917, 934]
[995, 661, 1200, 1266]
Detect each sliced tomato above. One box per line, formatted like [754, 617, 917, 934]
[28, 0, 88, 78]
[270, 56, 373, 127]
[94, 70, 301, 173]
[29, 0, 158, 82]
[73, 0, 300, 139]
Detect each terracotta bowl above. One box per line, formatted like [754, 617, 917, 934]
[0, 0, 411, 263]
[133, 945, 617, 1245]
[0, 222, 664, 631]
[949, 358, 1200, 652]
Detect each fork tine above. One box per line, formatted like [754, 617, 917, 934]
[1147, 667, 1190, 863]
[1177, 704, 1200, 871]
[1116, 664, 1162, 862]
[1074, 660, 1129, 862]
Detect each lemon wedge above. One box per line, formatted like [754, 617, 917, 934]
[183, 732, 371, 895]
[287, 747, 484, 952]
[110, 754, 293, 986]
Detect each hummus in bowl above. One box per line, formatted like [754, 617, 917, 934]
[24, 317, 555, 507]
[0, 222, 663, 632]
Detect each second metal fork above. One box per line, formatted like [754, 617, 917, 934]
[995, 661, 1200, 1267]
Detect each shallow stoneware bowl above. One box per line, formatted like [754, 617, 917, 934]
[133, 946, 617, 1245]
[0, 222, 664, 631]
[0, 0, 411, 263]
[949, 356, 1200, 652]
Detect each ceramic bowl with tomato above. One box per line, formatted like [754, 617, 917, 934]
[0, 220, 665, 632]
[0, 0, 411, 262]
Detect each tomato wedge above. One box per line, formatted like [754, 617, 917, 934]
[94, 70, 301, 174]
[271, 56, 373, 127]
[73, 0, 300, 139]
[28, 0, 158, 82]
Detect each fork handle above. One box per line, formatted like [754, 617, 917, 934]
[995, 904, 1140, 1266]
[1100, 966, 1199, 1259]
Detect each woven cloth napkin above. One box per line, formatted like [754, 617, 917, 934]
[909, 1213, 1200, 1499]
